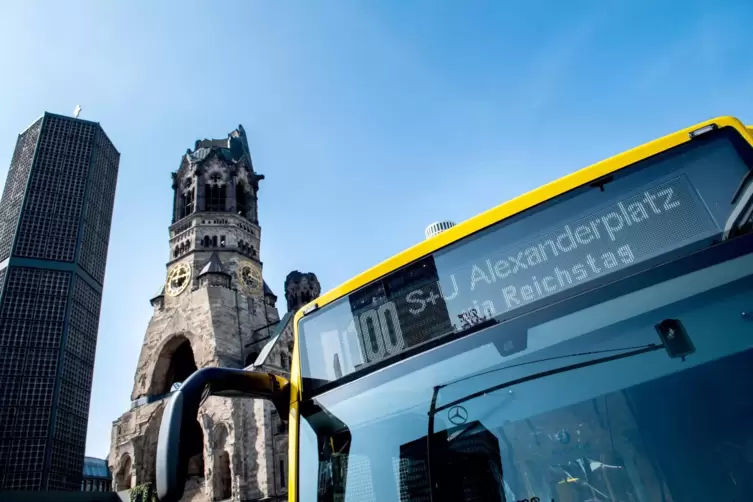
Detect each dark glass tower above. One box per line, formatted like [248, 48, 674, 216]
[0, 113, 119, 491]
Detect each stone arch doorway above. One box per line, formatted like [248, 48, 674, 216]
[150, 335, 198, 396]
[213, 424, 231, 500]
[115, 454, 132, 490]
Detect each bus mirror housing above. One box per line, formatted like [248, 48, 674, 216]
[156, 367, 290, 502]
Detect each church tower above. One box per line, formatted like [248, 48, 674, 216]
[109, 126, 292, 501]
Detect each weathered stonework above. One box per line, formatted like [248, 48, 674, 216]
[108, 126, 314, 502]
[284, 271, 321, 314]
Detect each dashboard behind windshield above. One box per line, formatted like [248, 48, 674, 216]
[298, 237, 753, 502]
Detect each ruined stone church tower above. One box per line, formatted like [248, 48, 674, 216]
[109, 126, 318, 501]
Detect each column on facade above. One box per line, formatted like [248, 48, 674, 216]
[195, 171, 206, 212]
[248, 184, 258, 223]
[226, 173, 237, 214]
[171, 176, 181, 223]
[188, 181, 197, 217]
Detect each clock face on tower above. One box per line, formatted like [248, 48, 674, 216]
[166, 262, 192, 297]
[237, 260, 262, 295]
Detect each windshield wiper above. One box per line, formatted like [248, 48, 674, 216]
[436, 343, 662, 392]
[430, 342, 663, 416]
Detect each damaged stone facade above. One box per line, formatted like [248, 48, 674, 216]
[283, 271, 321, 315]
[108, 126, 320, 501]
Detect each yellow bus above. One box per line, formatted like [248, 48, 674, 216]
[157, 116, 753, 502]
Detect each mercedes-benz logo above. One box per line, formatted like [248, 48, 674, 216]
[448, 405, 468, 425]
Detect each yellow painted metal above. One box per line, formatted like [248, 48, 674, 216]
[288, 311, 304, 500]
[286, 400, 299, 502]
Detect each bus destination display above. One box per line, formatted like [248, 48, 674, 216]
[302, 175, 719, 384]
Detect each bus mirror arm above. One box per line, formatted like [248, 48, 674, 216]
[156, 367, 290, 502]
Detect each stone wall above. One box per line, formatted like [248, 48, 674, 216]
[110, 265, 286, 501]
[284, 271, 321, 314]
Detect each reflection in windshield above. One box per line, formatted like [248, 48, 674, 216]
[298, 250, 753, 502]
[426, 345, 753, 502]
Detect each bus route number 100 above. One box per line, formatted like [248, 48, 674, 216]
[356, 301, 406, 363]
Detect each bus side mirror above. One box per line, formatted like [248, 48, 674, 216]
[156, 367, 290, 502]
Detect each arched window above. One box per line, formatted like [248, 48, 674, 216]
[186, 420, 205, 480]
[205, 179, 226, 212]
[179, 189, 195, 219]
[115, 454, 132, 490]
[173, 246, 179, 258]
[203, 236, 211, 247]
[212, 236, 218, 247]
[236, 182, 248, 217]
[151, 336, 198, 396]
[217, 452, 231, 499]
[212, 424, 231, 500]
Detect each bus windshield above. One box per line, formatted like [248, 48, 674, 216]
[295, 125, 753, 501]
[299, 252, 753, 501]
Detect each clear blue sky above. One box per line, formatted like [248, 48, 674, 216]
[1, 0, 752, 458]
